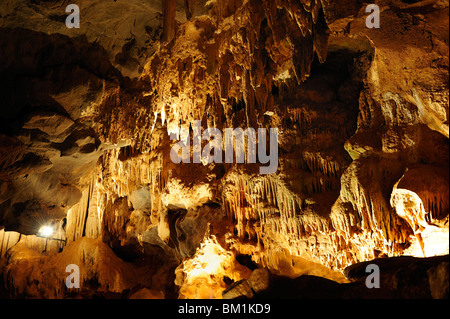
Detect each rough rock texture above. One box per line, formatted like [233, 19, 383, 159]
[0, 237, 175, 298]
[221, 255, 449, 299]
[0, 0, 448, 299]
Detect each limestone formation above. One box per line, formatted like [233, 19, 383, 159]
[0, 0, 448, 299]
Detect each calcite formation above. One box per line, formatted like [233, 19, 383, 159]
[0, 0, 448, 299]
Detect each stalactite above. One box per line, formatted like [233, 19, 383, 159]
[222, 171, 343, 267]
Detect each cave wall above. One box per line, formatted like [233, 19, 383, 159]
[0, 0, 448, 298]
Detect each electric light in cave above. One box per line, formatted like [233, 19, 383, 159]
[38, 225, 54, 238]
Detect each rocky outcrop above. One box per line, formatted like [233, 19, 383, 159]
[222, 255, 449, 299]
[0, 236, 178, 298]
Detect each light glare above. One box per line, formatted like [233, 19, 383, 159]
[39, 225, 53, 238]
